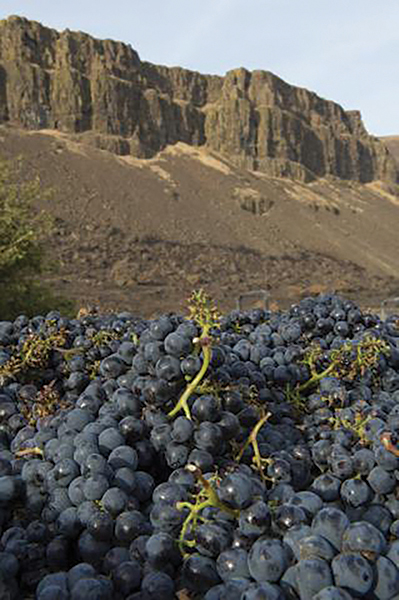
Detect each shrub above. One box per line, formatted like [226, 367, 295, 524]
[0, 156, 74, 319]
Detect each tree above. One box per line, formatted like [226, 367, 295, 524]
[0, 156, 74, 319]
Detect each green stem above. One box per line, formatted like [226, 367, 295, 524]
[297, 360, 338, 393]
[236, 412, 271, 481]
[168, 330, 212, 420]
[176, 467, 239, 554]
[236, 411, 270, 462]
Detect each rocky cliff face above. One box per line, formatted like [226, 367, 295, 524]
[0, 15, 397, 184]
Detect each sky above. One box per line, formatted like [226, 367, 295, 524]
[0, 0, 398, 136]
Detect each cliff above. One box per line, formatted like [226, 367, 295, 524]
[0, 15, 397, 184]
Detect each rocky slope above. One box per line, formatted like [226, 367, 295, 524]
[0, 15, 397, 184]
[381, 136, 399, 167]
[1, 124, 399, 317]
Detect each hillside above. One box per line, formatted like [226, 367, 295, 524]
[1, 123, 399, 316]
[0, 16, 399, 317]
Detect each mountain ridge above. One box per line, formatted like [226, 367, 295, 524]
[0, 14, 397, 185]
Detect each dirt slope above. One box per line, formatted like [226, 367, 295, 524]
[1, 123, 399, 317]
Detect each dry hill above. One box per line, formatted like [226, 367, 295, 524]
[0, 16, 399, 316]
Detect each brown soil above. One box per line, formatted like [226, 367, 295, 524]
[1, 123, 399, 318]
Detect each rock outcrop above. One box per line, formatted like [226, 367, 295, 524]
[0, 15, 397, 183]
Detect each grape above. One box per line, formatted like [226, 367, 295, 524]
[46, 536, 70, 571]
[70, 577, 114, 600]
[36, 573, 69, 597]
[216, 547, 251, 581]
[187, 448, 215, 472]
[194, 422, 224, 455]
[155, 355, 182, 382]
[66, 408, 93, 431]
[150, 501, 186, 534]
[287, 491, 323, 518]
[181, 354, 202, 377]
[114, 510, 150, 544]
[311, 474, 341, 502]
[57, 507, 83, 539]
[112, 466, 137, 495]
[296, 558, 333, 600]
[247, 537, 290, 583]
[0, 475, 22, 504]
[341, 520, 387, 556]
[101, 487, 128, 517]
[68, 476, 86, 505]
[111, 388, 141, 417]
[218, 411, 240, 440]
[164, 332, 192, 357]
[82, 453, 109, 476]
[331, 553, 374, 595]
[298, 535, 336, 562]
[239, 500, 272, 538]
[362, 503, 393, 536]
[367, 465, 396, 494]
[171, 416, 194, 443]
[274, 503, 309, 532]
[311, 507, 350, 550]
[145, 532, 181, 569]
[67, 562, 97, 589]
[99, 354, 127, 379]
[141, 570, 175, 599]
[107, 445, 138, 470]
[83, 474, 109, 501]
[149, 317, 174, 341]
[283, 525, 313, 561]
[340, 477, 371, 507]
[112, 559, 142, 595]
[0, 551, 19, 579]
[118, 415, 146, 443]
[133, 470, 155, 502]
[217, 471, 255, 510]
[373, 555, 399, 599]
[87, 511, 114, 542]
[196, 521, 233, 558]
[98, 427, 125, 456]
[77, 530, 111, 569]
[102, 546, 131, 574]
[182, 554, 222, 593]
[143, 341, 164, 365]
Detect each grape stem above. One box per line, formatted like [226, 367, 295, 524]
[168, 329, 212, 420]
[176, 465, 239, 555]
[236, 411, 271, 482]
[298, 336, 389, 394]
[14, 447, 44, 458]
[297, 361, 339, 393]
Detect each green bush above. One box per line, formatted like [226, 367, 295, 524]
[0, 156, 75, 320]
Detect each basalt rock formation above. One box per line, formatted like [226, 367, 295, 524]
[0, 15, 397, 184]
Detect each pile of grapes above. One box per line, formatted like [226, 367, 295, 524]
[2, 291, 399, 599]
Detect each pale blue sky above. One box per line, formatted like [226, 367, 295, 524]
[1, 0, 398, 135]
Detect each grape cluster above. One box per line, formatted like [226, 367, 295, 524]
[1, 292, 399, 598]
